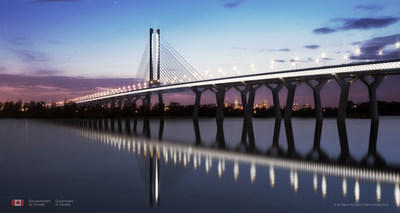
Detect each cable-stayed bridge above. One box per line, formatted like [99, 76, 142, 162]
[57, 29, 400, 165]
[61, 29, 400, 124]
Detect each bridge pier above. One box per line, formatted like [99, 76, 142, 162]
[159, 119, 165, 140]
[239, 118, 256, 152]
[145, 93, 152, 113]
[236, 84, 258, 121]
[143, 119, 151, 138]
[158, 92, 164, 114]
[235, 83, 258, 151]
[133, 119, 138, 133]
[192, 87, 205, 120]
[142, 94, 152, 135]
[212, 86, 228, 122]
[216, 119, 226, 148]
[129, 97, 139, 133]
[98, 118, 103, 130]
[104, 118, 109, 130]
[360, 75, 385, 165]
[306, 79, 327, 159]
[193, 119, 202, 145]
[93, 118, 98, 129]
[265, 81, 283, 148]
[282, 79, 298, 154]
[334, 74, 357, 160]
[110, 118, 115, 132]
[117, 119, 122, 132]
[125, 119, 131, 134]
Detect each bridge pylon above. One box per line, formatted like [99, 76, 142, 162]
[149, 28, 161, 87]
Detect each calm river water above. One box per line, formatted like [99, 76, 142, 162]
[1, 117, 400, 212]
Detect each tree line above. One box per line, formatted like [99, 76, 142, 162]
[1, 100, 400, 118]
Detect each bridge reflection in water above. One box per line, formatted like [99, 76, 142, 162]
[55, 118, 400, 207]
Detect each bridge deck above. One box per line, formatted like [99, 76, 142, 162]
[75, 60, 400, 104]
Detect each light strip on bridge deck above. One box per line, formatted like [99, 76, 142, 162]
[75, 60, 400, 104]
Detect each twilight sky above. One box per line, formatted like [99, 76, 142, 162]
[0, 0, 400, 105]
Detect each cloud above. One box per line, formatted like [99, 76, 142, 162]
[259, 48, 291, 52]
[233, 46, 290, 52]
[0, 74, 139, 102]
[223, 0, 244, 8]
[351, 41, 362, 45]
[313, 17, 399, 34]
[31, 69, 63, 76]
[355, 5, 382, 11]
[349, 33, 400, 61]
[313, 27, 336, 34]
[340, 17, 399, 30]
[304, 44, 320, 49]
[34, 0, 86, 3]
[277, 48, 290, 52]
[13, 49, 48, 62]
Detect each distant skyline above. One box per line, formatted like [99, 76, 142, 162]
[1, 0, 400, 104]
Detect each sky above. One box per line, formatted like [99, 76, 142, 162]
[0, 0, 400, 105]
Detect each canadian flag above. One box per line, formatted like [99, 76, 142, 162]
[11, 199, 24, 207]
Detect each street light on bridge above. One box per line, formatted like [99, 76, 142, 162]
[355, 47, 361, 56]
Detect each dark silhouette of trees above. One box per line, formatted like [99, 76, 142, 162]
[1, 100, 400, 118]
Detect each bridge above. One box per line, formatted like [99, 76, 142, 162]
[59, 28, 400, 163]
[62, 28, 400, 121]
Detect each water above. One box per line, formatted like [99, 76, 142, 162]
[1, 117, 400, 212]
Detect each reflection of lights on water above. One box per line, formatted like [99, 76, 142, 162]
[149, 144, 153, 157]
[376, 182, 381, 202]
[178, 151, 182, 162]
[322, 175, 327, 198]
[293, 171, 298, 192]
[395, 183, 400, 207]
[164, 149, 168, 164]
[205, 157, 210, 174]
[222, 159, 225, 172]
[183, 152, 187, 167]
[313, 173, 318, 192]
[187, 152, 191, 164]
[218, 159, 222, 178]
[342, 178, 347, 197]
[269, 165, 275, 188]
[354, 179, 360, 203]
[77, 127, 400, 206]
[197, 155, 201, 166]
[193, 154, 198, 169]
[173, 150, 177, 165]
[290, 170, 294, 186]
[155, 158, 159, 203]
[233, 161, 239, 181]
[250, 163, 256, 184]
